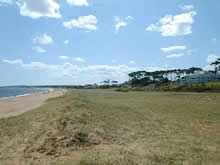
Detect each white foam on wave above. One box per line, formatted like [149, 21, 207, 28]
[0, 88, 54, 100]
[49, 88, 54, 92]
[0, 96, 15, 100]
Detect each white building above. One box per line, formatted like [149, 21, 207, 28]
[181, 71, 220, 84]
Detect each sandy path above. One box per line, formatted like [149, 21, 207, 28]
[0, 89, 67, 119]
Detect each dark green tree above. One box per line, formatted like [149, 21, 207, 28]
[211, 58, 220, 82]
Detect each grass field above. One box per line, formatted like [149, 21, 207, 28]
[0, 89, 220, 165]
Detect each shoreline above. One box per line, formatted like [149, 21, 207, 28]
[0, 88, 67, 119]
[0, 88, 54, 100]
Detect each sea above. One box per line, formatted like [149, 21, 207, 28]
[0, 86, 52, 100]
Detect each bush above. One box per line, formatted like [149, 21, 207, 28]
[131, 88, 145, 92]
[115, 88, 129, 92]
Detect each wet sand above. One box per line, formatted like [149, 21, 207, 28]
[0, 89, 67, 119]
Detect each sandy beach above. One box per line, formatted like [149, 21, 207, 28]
[0, 89, 67, 119]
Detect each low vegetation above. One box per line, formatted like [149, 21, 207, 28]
[168, 83, 220, 92]
[116, 83, 220, 93]
[0, 89, 220, 165]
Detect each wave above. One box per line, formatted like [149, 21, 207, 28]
[0, 88, 54, 100]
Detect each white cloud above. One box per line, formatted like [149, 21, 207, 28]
[67, 0, 88, 6]
[0, 0, 12, 6]
[203, 65, 214, 71]
[167, 53, 185, 58]
[73, 57, 85, 63]
[17, 0, 61, 19]
[0, 0, 11, 3]
[59, 56, 69, 60]
[33, 33, 53, 45]
[164, 64, 170, 68]
[161, 45, 187, 52]
[203, 54, 220, 71]
[32, 46, 46, 53]
[3, 59, 141, 84]
[63, 15, 97, 31]
[146, 10, 197, 37]
[126, 16, 133, 20]
[115, 21, 127, 31]
[206, 54, 219, 63]
[129, 60, 135, 64]
[64, 40, 69, 44]
[146, 66, 166, 72]
[3, 59, 23, 65]
[180, 5, 194, 11]
[114, 16, 133, 32]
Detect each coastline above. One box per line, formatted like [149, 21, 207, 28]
[0, 88, 54, 100]
[0, 88, 67, 119]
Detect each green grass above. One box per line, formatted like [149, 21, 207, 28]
[117, 82, 220, 93]
[0, 89, 220, 165]
[168, 83, 220, 92]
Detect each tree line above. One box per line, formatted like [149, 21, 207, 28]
[128, 58, 220, 86]
[82, 58, 220, 88]
[128, 67, 203, 86]
[211, 58, 220, 82]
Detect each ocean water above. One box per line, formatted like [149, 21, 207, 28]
[0, 87, 51, 99]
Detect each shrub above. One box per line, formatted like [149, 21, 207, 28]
[115, 88, 129, 92]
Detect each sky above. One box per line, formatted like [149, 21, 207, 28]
[0, 0, 220, 85]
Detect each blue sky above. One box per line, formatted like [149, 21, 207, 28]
[0, 0, 219, 85]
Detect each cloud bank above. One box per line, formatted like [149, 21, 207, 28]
[3, 59, 141, 84]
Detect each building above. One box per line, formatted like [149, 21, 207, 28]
[181, 71, 220, 84]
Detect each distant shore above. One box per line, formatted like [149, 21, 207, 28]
[0, 88, 67, 119]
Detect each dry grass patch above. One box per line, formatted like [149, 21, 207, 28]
[0, 89, 220, 165]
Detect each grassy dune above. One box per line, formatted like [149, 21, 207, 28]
[0, 89, 220, 165]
